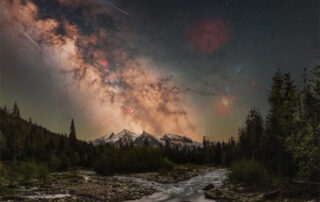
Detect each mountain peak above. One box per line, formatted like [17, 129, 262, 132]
[141, 130, 152, 136]
[93, 129, 203, 149]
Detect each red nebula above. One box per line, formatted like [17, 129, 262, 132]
[215, 103, 231, 116]
[188, 19, 230, 53]
[214, 96, 236, 116]
[101, 59, 109, 66]
[125, 108, 135, 114]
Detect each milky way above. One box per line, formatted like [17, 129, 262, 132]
[0, 0, 318, 141]
[0, 0, 204, 140]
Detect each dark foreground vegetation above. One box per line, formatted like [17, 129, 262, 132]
[0, 66, 319, 200]
[233, 66, 320, 185]
[211, 66, 319, 201]
[203, 66, 319, 201]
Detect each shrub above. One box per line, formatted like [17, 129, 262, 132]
[48, 154, 70, 172]
[69, 152, 80, 167]
[6, 162, 49, 182]
[123, 147, 174, 173]
[17, 162, 38, 181]
[58, 154, 71, 171]
[161, 157, 175, 170]
[229, 159, 271, 186]
[48, 155, 61, 171]
[36, 164, 48, 180]
[0, 163, 8, 194]
[0, 163, 7, 177]
[93, 146, 174, 175]
[0, 130, 7, 160]
[93, 146, 121, 175]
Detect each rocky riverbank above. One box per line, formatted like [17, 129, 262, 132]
[1, 166, 214, 201]
[1, 170, 155, 201]
[126, 165, 213, 184]
[204, 180, 319, 202]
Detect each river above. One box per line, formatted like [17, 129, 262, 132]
[122, 168, 227, 202]
[19, 168, 227, 201]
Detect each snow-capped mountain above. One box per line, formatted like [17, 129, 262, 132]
[92, 129, 139, 147]
[133, 131, 162, 147]
[93, 129, 202, 149]
[159, 134, 202, 149]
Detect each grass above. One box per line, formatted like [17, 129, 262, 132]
[0, 161, 50, 194]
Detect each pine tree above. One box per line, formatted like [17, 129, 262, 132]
[12, 102, 20, 117]
[283, 73, 299, 121]
[69, 119, 77, 141]
[239, 108, 264, 161]
[264, 70, 285, 175]
[286, 66, 320, 181]
[264, 71, 298, 176]
[3, 106, 7, 113]
[301, 66, 320, 125]
[310, 65, 320, 125]
[24, 125, 36, 158]
[286, 122, 320, 181]
[58, 136, 68, 154]
[7, 130, 23, 162]
[0, 130, 7, 160]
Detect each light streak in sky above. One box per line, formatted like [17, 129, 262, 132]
[107, 2, 129, 16]
[23, 33, 41, 51]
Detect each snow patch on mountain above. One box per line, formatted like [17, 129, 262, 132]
[92, 129, 138, 146]
[93, 129, 202, 149]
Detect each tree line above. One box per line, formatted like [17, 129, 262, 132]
[0, 104, 96, 171]
[0, 102, 236, 175]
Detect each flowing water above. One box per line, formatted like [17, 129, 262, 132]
[123, 168, 228, 202]
[21, 169, 227, 201]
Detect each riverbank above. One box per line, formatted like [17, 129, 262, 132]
[125, 164, 213, 184]
[1, 170, 155, 201]
[204, 179, 320, 202]
[0, 165, 216, 201]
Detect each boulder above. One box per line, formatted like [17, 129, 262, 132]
[203, 184, 215, 191]
[205, 188, 223, 199]
[205, 189, 234, 201]
[205, 190, 218, 199]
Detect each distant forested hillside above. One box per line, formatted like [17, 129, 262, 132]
[0, 103, 235, 175]
[0, 105, 96, 170]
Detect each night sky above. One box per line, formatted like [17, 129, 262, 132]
[0, 0, 318, 141]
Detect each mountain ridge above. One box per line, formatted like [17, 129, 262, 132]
[92, 129, 203, 149]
